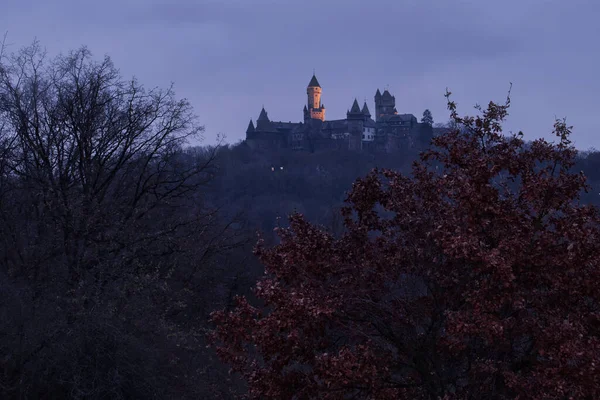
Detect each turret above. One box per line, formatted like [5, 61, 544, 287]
[375, 89, 382, 100]
[347, 98, 363, 119]
[258, 107, 269, 122]
[246, 119, 255, 134]
[306, 74, 325, 121]
[361, 101, 371, 118]
[256, 107, 270, 130]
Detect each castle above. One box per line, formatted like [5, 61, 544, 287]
[245, 74, 433, 153]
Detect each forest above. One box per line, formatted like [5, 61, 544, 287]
[1, 43, 600, 399]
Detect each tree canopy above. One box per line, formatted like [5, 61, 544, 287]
[421, 108, 433, 126]
[210, 92, 600, 399]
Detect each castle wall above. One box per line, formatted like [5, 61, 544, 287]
[347, 119, 363, 151]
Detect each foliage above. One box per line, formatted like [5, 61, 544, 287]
[421, 108, 434, 126]
[210, 91, 600, 399]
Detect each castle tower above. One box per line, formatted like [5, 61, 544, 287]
[347, 99, 365, 151]
[246, 119, 255, 135]
[306, 74, 325, 121]
[374, 88, 397, 122]
[256, 107, 270, 131]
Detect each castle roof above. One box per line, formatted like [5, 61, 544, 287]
[272, 121, 302, 130]
[364, 118, 376, 128]
[258, 107, 269, 121]
[398, 113, 417, 121]
[308, 74, 321, 88]
[361, 102, 371, 117]
[322, 119, 348, 132]
[375, 89, 382, 99]
[246, 119, 255, 133]
[382, 90, 394, 100]
[379, 113, 417, 124]
[349, 98, 361, 113]
[255, 120, 303, 134]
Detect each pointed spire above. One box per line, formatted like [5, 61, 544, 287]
[375, 88, 382, 99]
[246, 119, 255, 133]
[350, 98, 361, 113]
[361, 101, 371, 117]
[308, 74, 321, 88]
[258, 107, 269, 121]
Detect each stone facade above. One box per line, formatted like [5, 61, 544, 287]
[245, 74, 431, 153]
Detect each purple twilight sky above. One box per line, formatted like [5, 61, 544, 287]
[1, 0, 599, 149]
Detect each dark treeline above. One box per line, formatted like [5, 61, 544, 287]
[203, 139, 600, 239]
[1, 42, 600, 399]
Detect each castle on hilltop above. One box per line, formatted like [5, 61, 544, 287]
[245, 74, 433, 153]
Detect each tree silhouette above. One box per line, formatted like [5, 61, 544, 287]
[421, 108, 433, 126]
[0, 40, 243, 399]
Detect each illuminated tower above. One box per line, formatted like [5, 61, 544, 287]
[305, 74, 326, 121]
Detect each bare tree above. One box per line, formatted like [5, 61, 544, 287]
[0, 41, 243, 399]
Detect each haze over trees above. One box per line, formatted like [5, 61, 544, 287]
[1, 40, 600, 399]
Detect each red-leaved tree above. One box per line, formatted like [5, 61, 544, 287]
[210, 91, 600, 399]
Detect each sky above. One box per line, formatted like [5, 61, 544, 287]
[1, 0, 599, 149]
